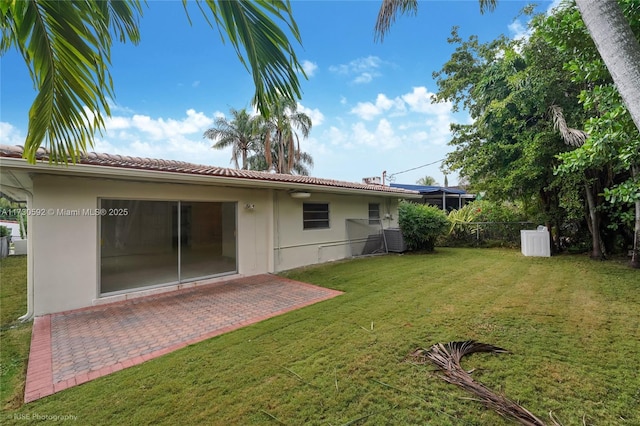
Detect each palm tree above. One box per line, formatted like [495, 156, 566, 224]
[261, 97, 312, 174]
[204, 108, 260, 170]
[374, 0, 640, 135]
[247, 141, 314, 176]
[416, 176, 439, 186]
[1, 0, 304, 164]
[574, 0, 640, 134]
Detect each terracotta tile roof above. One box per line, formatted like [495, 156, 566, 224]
[0, 144, 418, 196]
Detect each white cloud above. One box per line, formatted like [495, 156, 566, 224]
[508, 19, 531, 42]
[402, 87, 451, 115]
[108, 109, 213, 140]
[192, 80, 200, 88]
[329, 55, 385, 84]
[546, 0, 564, 15]
[96, 109, 227, 166]
[0, 122, 26, 145]
[353, 72, 374, 84]
[307, 87, 459, 180]
[301, 60, 318, 77]
[351, 93, 405, 120]
[106, 98, 135, 114]
[351, 102, 381, 121]
[325, 126, 349, 147]
[297, 103, 324, 127]
[105, 116, 130, 131]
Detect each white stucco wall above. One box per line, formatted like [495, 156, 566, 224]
[26, 172, 403, 315]
[30, 175, 273, 315]
[272, 191, 399, 272]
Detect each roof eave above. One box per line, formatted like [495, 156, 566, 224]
[0, 157, 421, 199]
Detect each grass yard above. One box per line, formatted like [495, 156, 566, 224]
[1, 249, 639, 425]
[0, 256, 31, 410]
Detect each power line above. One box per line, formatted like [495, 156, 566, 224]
[388, 159, 444, 178]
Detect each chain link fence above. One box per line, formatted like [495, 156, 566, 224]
[444, 221, 537, 248]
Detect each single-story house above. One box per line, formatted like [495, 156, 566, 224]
[0, 145, 420, 317]
[390, 183, 475, 211]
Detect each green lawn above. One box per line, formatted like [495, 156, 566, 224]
[0, 256, 31, 410]
[1, 249, 639, 425]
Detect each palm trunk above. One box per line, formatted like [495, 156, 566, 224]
[278, 131, 285, 173]
[631, 165, 640, 268]
[575, 0, 640, 133]
[584, 182, 604, 260]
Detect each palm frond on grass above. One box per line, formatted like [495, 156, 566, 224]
[409, 340, 558, 426]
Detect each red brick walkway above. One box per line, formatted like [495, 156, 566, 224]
[24, 274, 342, 403]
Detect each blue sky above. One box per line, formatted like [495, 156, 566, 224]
[1, 0, 560, 186]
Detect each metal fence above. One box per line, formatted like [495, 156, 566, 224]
[346, 219, 387, 257]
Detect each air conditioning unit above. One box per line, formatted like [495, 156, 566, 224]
[384, 228, 407, 252]
[362, 176, 381, 185]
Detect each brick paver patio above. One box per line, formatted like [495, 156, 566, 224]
[24, 274, 342, 403]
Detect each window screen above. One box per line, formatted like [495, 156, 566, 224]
[303, 203, 329, 229]
[369, 203, 380, 224]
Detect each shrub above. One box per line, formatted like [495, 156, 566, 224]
[0, 226, 11, 238]
[398, 201, 449, 252]
[447, 203, 481, 239]
[470, 200, 527, 223]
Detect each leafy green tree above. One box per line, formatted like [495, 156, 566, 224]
[431, 25, 586, 253]
[574, 0, 640, 135]
[1, 0, 305, 163]
[398, 201, 449, 252]
[375, 0, 640, 135]
[204, 108, 261, 170]
[541, 0, 640, 265]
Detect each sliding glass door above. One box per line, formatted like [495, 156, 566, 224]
[179, 202, 237, 280]
[100, 199, 237, 295]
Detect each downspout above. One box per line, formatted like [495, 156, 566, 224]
[20, 189, 34, 322]
[273, 190, 281, 272]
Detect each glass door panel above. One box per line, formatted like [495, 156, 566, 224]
[100, 200, 178, 294]
[180, 202, 237, 280]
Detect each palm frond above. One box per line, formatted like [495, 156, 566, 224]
[190, 0, 305, 118]
[549, 104, 588, 147]
[409, 341, 556, 426]
[478, 0, 498, 14]
[3, 0, 142, 164]
[374, 0, 418, 42]
[375, 0, 496, 42]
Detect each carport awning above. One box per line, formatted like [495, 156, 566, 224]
[390, 183, 468, 195]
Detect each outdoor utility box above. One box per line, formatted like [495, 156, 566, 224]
[520, 226, 551, 257]
[384, 228, 407, 253]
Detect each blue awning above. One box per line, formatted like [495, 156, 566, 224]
[390, 183, 468, 195]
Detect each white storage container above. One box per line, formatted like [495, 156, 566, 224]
[520, 226, 551, 257]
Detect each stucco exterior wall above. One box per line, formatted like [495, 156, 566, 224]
[27, 173, 402, 315]
[272, 191, 399, 272]
[30, 175, 273, 315]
